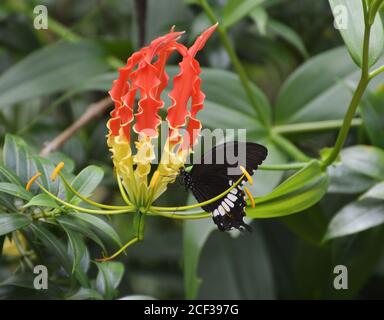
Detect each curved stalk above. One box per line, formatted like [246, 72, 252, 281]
[58, 172, 129, 210]
[321, 19, 372, 169]
[35, 182, 134, 215]
[150, 173, 246, 212]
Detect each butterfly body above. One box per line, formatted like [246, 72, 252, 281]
[179, 142, 268, 232]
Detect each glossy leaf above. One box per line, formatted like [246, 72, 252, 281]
[67, 287, 103, 300]
[29, 223, 71, 273]
[3, 134, 36, 186]
[95, 261, 125, 300]
[0, 41, 108, 109]
[341, 145, 384, 180]
[198, 223, 276, 299]
[329, 0, 384, 68]
[67, 213, 121, 247]
[247, 160, 329, 218]
[69, 165, 104, 204]
[60, 224, 86, 274]
[0, 183, 32, 201]
[275, 47, 358, 124]
[360, 91, 384, 148]
[23, 193, 58, 208]
[183, 219, 216, 299]
[361, 181, 384, 200]
[57, 215, 106, 252]
[324, 198, 384, 240]
[0, 214, 31, 236]
[223, 0, 265, 28]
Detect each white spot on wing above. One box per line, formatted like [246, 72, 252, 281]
[218, 205, 225, 216]
[228, 194, 237, 202]
[222, 201, 230, 212]
[225, 198, 234, 208]
[213, 209, 219, 217]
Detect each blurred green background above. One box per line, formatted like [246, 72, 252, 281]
[1, 0, 384, 300]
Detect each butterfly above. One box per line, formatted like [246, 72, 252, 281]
[178, 141, 268, 232]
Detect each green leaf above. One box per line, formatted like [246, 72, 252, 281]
[56, 215, 106, 252]
[183, 219, 216, 299]
[362, 181, 384, 200]
[329, 0, 384, 68]
[328, 162, 376, 194]
[3, 134, 37, 186]
[23, 194, 59, 208]
[267, 19, 309, 58]
[250, 6, 268, 36]
[0, 41, 108, 109]
[29, 223, 71, 273]
[275, 47, 358, 124]
[95, 261, 125, 300]
[0, 183, 32, 201]
[67, 287, 103, 300]
[197, 223, 276, 299]
[69, 165, 104, 204]
[223, 0, 265, 29]
[247, 160, 329, 218]
[67, 212, 121, 247]
[341, 145, 384, 180]
[0, 213, 31, 236]
[60, 224, 86, 274]
[324, 198, 384, 240]
[360, 91, 384, 148]
[0, 164, 23, 186]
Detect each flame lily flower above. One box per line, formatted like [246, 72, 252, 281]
[25, 23, 251, 260]
[107, 23, 218, 208]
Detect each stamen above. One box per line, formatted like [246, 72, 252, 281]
[150, 173, 246, 212]
[149, 171, 160, 189]
[51, 162, 65, 181]
[57, 172, 128, 210]
[239, 165, 253, 185]
[35, 182, 133, 215]
[26, 172, 42, 191]
[244, 186, 255, 208]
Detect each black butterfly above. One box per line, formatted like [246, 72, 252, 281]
[178, 141, 268, 232]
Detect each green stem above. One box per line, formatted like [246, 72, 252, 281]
[36, 182, 135, 215]
[151, 210, 210, 220]
[270, 133, 310, 162]
[150, 173, 246, 212]
[259, 163, 308, 171]
[369, 65, 384, 79]
[58, 172, 129, 210]
[273, 119, 363, 135]
[198, 0, 269, 125]
[321, 21, 372, 169]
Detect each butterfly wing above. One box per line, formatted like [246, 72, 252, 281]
[189, 142, 267, 231]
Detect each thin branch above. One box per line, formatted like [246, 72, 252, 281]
[40, 96, 112, 156]
[134, 0, 147, 47]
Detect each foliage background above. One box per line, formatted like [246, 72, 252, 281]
[1, 0, 384, 299]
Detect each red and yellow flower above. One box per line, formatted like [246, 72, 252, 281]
[107, 24, 217, 207]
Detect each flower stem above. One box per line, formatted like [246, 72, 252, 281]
[321, 20, 372, 169]
[259, 163, 308, 171]
[273, 118, 363, 135]
[198, 0, 269, 126]
[270, 133, 310, 162]
[36, 182, 134, 215]
[369, 65, 384, 79]
[150, 173, 246, 212]
[58, 172, 129, 210]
